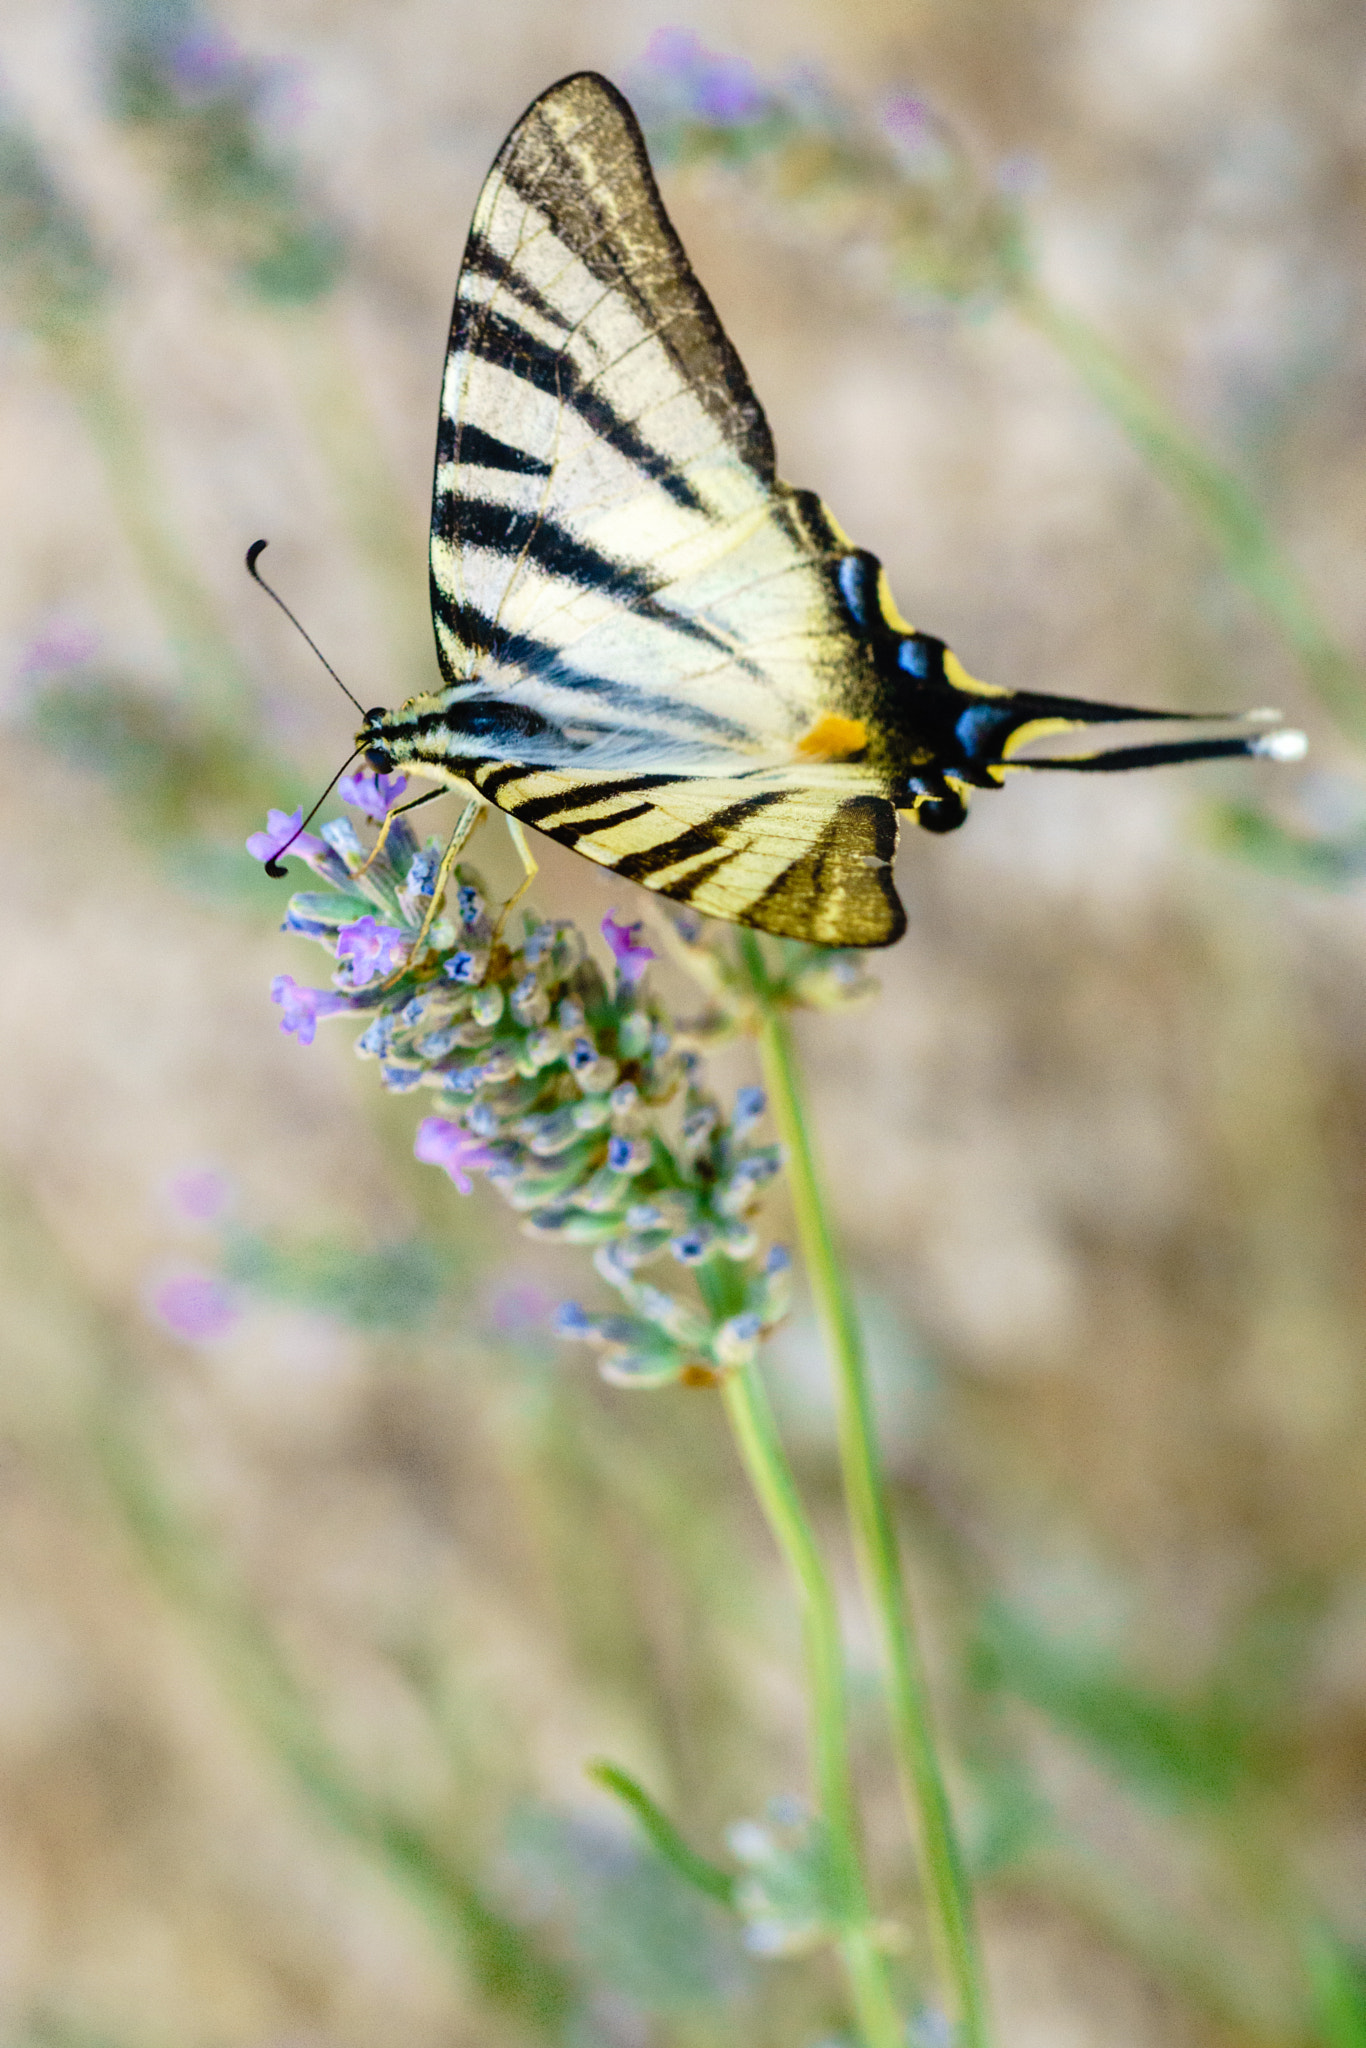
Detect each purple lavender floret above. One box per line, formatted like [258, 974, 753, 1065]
[270, 974, 351, 1046]
[415, 1116, 495, 1195]
[339, 766, 409, 820]
[247, 807, 325, 869]
[336, 915, 410, 987]
[601, 913, 656, 986]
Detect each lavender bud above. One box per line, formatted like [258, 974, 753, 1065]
[322, 817, 363, 864]
[445, 949, 489, 986]
[406, 847, 439, 897]
[470, 984, 505, 1028]
[355, 1016, 394, 1059]
[670, 1227, 713, 1265]
[381, 1064, 424, 1092]
[606, 1134, 650, 1176]
[714, 1312, 764, 1368]
[599, 1350, 684, 1390]
[733, 1085, 766, 1135]
[617, 1010, 651, 1059]
[510, 973, 550, 1027]
[476, 1046, 518, 1086]
[524, 1027, 563, 1070]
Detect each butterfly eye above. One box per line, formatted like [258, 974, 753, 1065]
[366, 744, 395, 773]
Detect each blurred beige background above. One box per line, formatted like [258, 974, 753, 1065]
[2, 0, 1366, 2044]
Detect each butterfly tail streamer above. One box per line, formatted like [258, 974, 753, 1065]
[1011, 730, 1307, 774]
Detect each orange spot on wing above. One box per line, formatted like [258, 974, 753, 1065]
[794, 713, 868, 762]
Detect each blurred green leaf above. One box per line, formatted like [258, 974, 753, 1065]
[971, 1600, 1255, 1810]
[1205, 802, 1366, 889]
[1305, 1926, 1366, 2048]
[507, 1804, 746, 2014]
[589, 1759, 737, 1906]
[221, 1225, 459, 1330]
[102, 0, 345, 302]
[0, 104, 108, 337]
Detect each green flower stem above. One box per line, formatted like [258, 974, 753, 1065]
[737, 929, 991, 2048]
[1013, 284, 1366, 746]
[719, 1353, 905, 2048]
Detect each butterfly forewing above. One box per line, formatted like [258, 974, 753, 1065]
[402, 71, 913, 943]
[430, 75, 888, 777]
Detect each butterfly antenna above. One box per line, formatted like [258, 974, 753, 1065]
[263, 748, 365, 877]
[245, 540, 369, 717]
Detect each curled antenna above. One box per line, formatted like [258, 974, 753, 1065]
[263, 747, 364, 877]
[245, 539, 369, 717]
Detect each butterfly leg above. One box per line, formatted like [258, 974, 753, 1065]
[404, 796, 486, 967]
[354, 787, 448, 879]
[492, 816, 539, 943]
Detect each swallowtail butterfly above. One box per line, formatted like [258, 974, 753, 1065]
[359, 73, 1302, 947]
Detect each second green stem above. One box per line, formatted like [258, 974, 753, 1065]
[720, 1356, 904, 2048]
[738, 929, 991, 2048]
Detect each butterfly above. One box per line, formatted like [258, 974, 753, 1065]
[357, 71, 1303, 948]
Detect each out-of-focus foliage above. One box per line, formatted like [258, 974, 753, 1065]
[101, 0, 344, 300]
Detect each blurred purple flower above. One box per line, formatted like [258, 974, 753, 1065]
[18, 621, 98, 678]
[695, 53, 764, 124]
[415, 1117, 494, 1194]
[601, 914, 655, 985]
[336, 915, 409, 986]
[168, 1166, 232, 1222]
[996, 152, 1045, 198]
[150, 1271, 239, 1342]
[884, 93, 931, 145]
[246, 807, 325, 867]
[486, 1278, 554, 1335]
[166, 27, 244, 97]
[339, 766, 409, 820]
[271, 973, 351, 1046]
[644, 25, 703, 73]
[642, 27, 766, 125]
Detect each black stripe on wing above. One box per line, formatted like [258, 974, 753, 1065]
[438, 418, 552, 477]
[432, 501, 754, 673]
[430, 584, 754, 744]
[453, 304, 708, 514]
[497, 80, 775, 482]
[613, 792, 790, 883]
[460, 233, 574, 335]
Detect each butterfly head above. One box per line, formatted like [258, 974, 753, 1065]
[358, 705, 397, 774]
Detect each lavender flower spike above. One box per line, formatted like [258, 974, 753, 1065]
[271, 974, 351, 1046]
[247, 807, 325, 868]
[336, 915, 410, 987]
[414, 1117, 495, 1195]
[339, 766, 409, 820]
[601, 913, 656, 987]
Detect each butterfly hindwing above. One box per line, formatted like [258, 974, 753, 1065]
[470, 760, 905, 947]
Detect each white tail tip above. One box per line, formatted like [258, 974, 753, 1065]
[1252, 729, 1308, 761]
